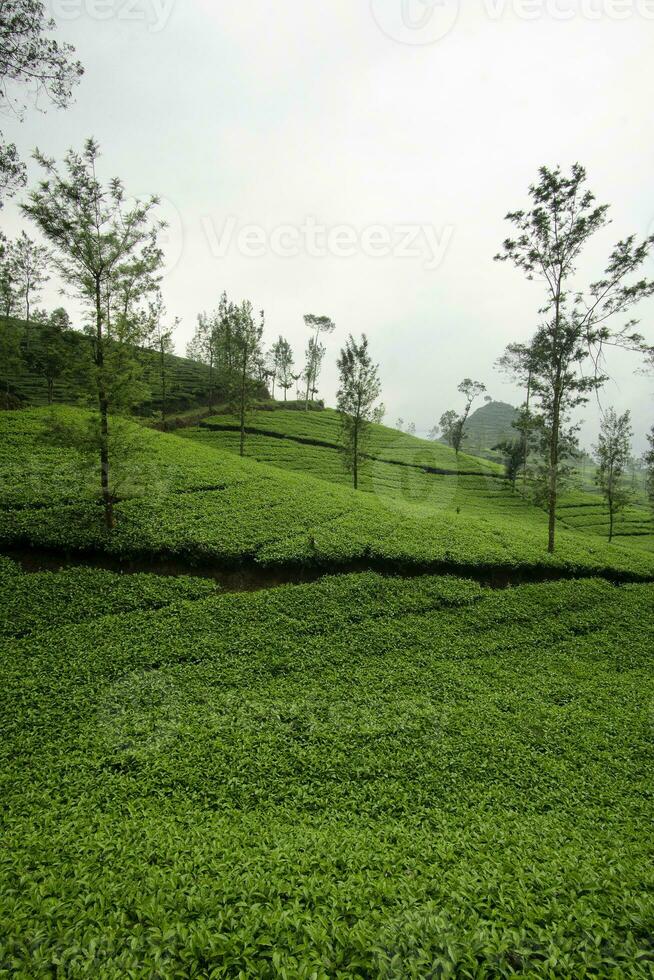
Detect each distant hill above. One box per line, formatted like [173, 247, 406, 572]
[461, 400, 519, 453]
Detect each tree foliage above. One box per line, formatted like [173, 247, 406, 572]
[336, 333, 383, 489]
[0, 0, 83, 204]
[496, 163, 654, 552]
[21, 138, 163, 528]
[440, 379, 486, 457]
[593, 408, 632, 543]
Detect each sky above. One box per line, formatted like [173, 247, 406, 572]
[2, 0, 654, 450]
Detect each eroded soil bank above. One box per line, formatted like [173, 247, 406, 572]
[3, 545, 650, 593]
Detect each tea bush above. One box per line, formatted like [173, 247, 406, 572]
[1, 570, 653, 976]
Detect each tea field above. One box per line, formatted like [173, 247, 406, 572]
[182, 408, 654, 555]
[2, 407, 653, 581]
[1, 556, 653, 976]
[2, 404, 654, 977]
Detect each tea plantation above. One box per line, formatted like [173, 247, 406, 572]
[183, 409, 654, 554]
[2, 405, 654, 977]
[1, 556, 653, 976]
[2, 407, 653, 580]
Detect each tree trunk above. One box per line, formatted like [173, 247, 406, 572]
[239, 353, 247, 457]
[547, 389, 561, 555]
[47, 378, 53, 405]
[95, 281, 114, 530]
[523, 369, 531, 491]
[608, 507, 614, 543]
[353, 419, 359, 490]
[160, 343, 167, 428]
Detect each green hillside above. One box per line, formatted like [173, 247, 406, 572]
[458, 399, 519, 453]
[2, 405, 654, 976]
[2, 406, 653, 581]
[0, 316, 214, 415]
[179, 406, 654, 555]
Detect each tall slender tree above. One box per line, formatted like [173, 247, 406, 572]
[22, 138, 163, 529]
[642, 426, 654, 517]
[8, 232, 50, 349]
[496, 163, 654, 552]
[303, 336, 325, 407]
[271, 335, 294, 402]
[303, 313, 334, 409]
[496, 341, 538, 489]
[594, 409, 632, 543]
[227, 302, 264, 456]
[336, 333, 383, 490]
[147, 292, 178, 427]
[440, 379, 486, 458]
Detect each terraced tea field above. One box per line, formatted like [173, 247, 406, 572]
[183, 408, 654, 553]
[2, 407, 653, 581]
[2, 404, 654, 977]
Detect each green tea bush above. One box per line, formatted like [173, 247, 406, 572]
[1, 571, 653, 976]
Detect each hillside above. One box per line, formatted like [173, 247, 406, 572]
[2, 404, 654, 975]
[2, 555, 653, 975]
[2, 406, 653, 582]
[180, 407, 654, 555]
[458, 399, 520, 453]
[0, 316, 214, 415]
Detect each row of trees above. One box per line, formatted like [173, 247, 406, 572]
[185, 306, 337, 415]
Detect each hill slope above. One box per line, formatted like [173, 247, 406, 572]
[1, 406, 653, 582]
[0, 316, 214, 415]
[458, 399, 519, 452]
[181, 407, 654, 554]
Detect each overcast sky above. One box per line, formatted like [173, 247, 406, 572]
[3, 0, 654, 449]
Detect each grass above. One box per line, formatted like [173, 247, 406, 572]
[1, 557, 653, 976]
[2, 406, 654, 581]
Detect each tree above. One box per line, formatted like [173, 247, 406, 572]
[24, 307, 72, 403]
[493, 438, 525, 490]
[407, 421, 416, 436]
[0, 232, 17, 316]
[0, 316, 22, 403]
[594, 409, 632, 543]
[7, 231, 50, 348]
[440, 379, 486, 457]
[303, 314, 334, 409]
[147, 292, 178, 427]
[226, 302, 264, 456]
[496, 341, 538, 490]
[396, 417, 404, 432]
[22, 138, 163, 529]
[496, 163, 654, 552]
[187, 313, 217, 410]
[427, 424, 440, 441]
[439, 410, 458, 449]
[645, 427, 654, 515]
[0, 0, 83, 205]
[271, 336, 294, 402]
[336, 333, 383, 490]
[303, 336, 325, 407]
